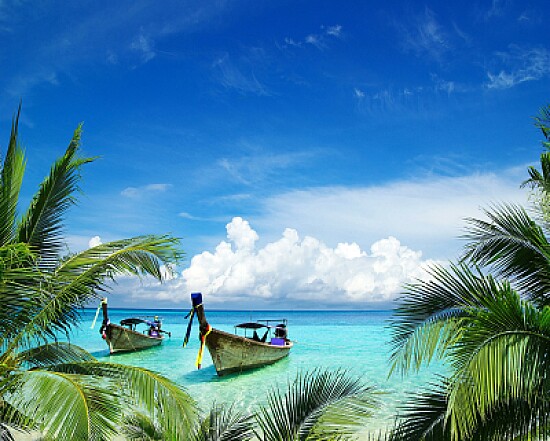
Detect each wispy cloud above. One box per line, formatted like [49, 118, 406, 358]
[486, 45, 550, 89]
[121, 183, 172, 198]
[217, 150, 317, 185]
[485, 0, 509, 20]
[131, 32, 156, 62]
[352, 80, 461, 116]
[1, 1, 234, 100]
[213, 53, 269, 96]
[398, 7, 450, 60]
[282, 24, 343, 50]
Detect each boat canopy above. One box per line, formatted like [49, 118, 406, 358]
[235, 322, 268, 329]
[120, 318, 149, 326]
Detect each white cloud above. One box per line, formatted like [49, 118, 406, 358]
[325, 25, 342, 37]
[399, 7, 449, 60]
[254, 170, 529, 261]
[121, 183, 171, 198]
[213, 53, 269, 96]
[486, 46, 550, 89]
[283, 24, 342, 51]
[131, 32, 156, 63]
[89, 235, 102, 248]
[178, 217, 434, 306]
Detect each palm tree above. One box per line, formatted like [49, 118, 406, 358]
[0, 107, 198, 440]
[388, 104, 550, 440]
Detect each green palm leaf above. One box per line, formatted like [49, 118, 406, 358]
[446, 288, 550, 439]
[0, 105, 26, 247]
[17, 342, 96, 369]
[389, 263, 504, 375]
[255, 369, 378, 441]
[16, 123, 95, 269]
[462, 203, 550, 306]
[50, 362, 198, 440]
[193, 404, 254, 441]
[4, 369, 120, 440]
[391, 380, 450, 441]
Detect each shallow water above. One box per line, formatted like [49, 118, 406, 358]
[69, 308, 443, 434]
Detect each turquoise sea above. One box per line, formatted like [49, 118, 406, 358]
[70, 308, 442, 434]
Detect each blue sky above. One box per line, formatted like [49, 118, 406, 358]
[1, 0, 549, 308]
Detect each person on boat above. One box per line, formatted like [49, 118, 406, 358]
[147, 316, 171, 338]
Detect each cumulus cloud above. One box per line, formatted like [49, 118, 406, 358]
[176, 217, 435, 306]
[89, 235, 102, 248]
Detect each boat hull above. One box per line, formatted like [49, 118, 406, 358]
[205, 328, 292, 376]
[105, 323, 163, 354]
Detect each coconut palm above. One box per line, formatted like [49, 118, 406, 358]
[388, 104, 550, 440]
[0, 108, 197, 440]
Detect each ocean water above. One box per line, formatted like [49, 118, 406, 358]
[68, 308, 442, 434]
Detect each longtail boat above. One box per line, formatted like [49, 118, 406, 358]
[184, 292, 292, 376]
[97, 298, 170, 354]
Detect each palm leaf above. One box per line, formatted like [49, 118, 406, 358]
[17, 342, 96, 369]
[49, 362, 198, 440]
[4, 369, 120, 440]
[462, 203, 550, 306]
[391, 380, 450, 441]
[389, 263, 504, 375]
[0, 106, 26, 247]
[16, 123, 95, 269]
[255, 369, 378, 441]
[192, 404, 254, 441]
[122, 411, 164, 440]
[446, 289, 550, 439]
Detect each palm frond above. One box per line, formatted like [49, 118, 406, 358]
[122, 412, 164, 441]
[462, 203, 550, 306]
[389, 263, 503, 375]
[4, 369, 120, 440]
[446, 290, 550, 439]
[49, 361, 198, 440]
[391, 379, 451, 441]
[534, 103, 550, 147]
[17, 342, 96, 369]
[255, 369, 378, 441]
[0, 106, 26, 247]
[16, 123, 95, 269]
[192, 404, 254, 441]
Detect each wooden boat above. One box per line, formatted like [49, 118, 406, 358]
[186, 293, 293, 376]
[98, 298, 169, 354]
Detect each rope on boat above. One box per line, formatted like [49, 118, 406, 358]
[196, 324, 212, 369]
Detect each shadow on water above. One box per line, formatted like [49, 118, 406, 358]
[179, 353, 293, 384]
